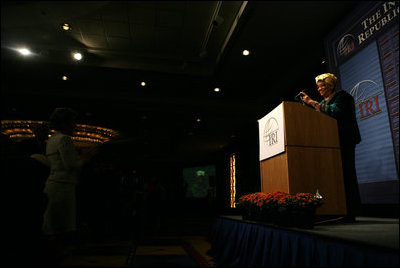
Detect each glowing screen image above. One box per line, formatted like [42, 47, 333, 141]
[183, 165, 216, 199]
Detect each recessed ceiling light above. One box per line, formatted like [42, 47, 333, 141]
[17, 48, 31, 56]
[214, 87, 221, 92]
[62, 23, 71, 31]
[62, 75, 68, 81]
[141, 81, 146, 86]
[196, 118, 201, 122]
[73, 52, 82, 60]
[242, 49, 250, 56]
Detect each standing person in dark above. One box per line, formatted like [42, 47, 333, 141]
[42, 108, 83, 262]
[300, 73, 362, 222]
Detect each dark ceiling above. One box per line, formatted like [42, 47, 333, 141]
[1, 1, 360, 164]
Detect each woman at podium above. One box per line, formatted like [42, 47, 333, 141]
[300, 73, 361, 222]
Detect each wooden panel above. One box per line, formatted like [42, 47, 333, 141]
[260, 152, 289, 193]
[283, 101, 340, 148]
[286, 146, 347, 215]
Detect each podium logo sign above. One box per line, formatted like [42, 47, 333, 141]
[258, 103, 285, 161]
[264, 118, 279, 146]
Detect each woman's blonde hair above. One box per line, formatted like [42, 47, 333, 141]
[315, 73, 337, 88]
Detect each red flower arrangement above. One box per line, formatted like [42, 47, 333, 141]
[237, 191, 291, 210]
[285, 192, 323, 209]
[237, 191, 323, 225]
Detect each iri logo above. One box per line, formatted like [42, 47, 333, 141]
[337, 34, 356, 58]
[263, 117, 279, 146]
[350, 80, 382, 120]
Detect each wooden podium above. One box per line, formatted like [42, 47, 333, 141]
[259, 101, 347, 215]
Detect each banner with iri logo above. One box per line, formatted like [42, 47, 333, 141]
[339, 41, 397, 184]
[325, 1, 398, 203]
[258, 103, 285, 161]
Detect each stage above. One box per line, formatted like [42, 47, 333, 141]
[209, 215, 399, 267]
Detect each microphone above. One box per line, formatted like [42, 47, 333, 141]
[294, 90, 306, 100]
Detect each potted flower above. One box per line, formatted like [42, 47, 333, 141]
[236, 192, 266, 221]
[274, 191, 323, 228]
[237, 191, 291, 221]
[237, 190, 323, 228]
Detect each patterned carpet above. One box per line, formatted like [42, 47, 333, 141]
[126, 236, 215, 267]
[57, 240, 133, 267]
[57, 236, 215, 267]
[55, 202, 216, 267]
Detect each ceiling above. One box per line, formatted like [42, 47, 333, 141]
[1, 1, 359, 165]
